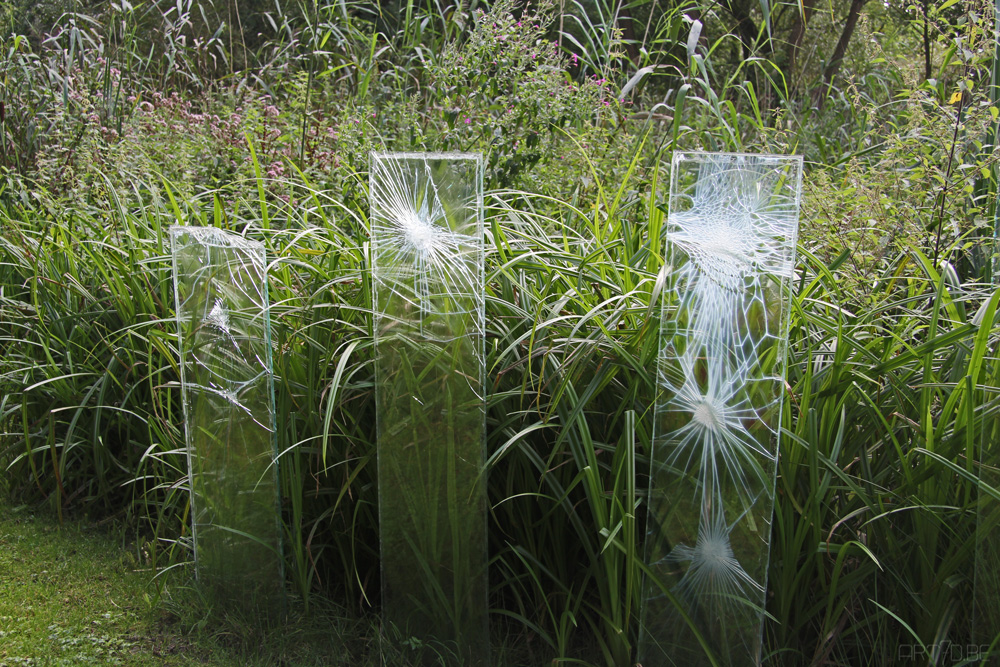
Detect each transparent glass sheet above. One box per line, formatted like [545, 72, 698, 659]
[170, 226, 283, 613]
[639, 152, 803, 666]
[370, 152, 487, 664]
[975, 360, 1000, 649]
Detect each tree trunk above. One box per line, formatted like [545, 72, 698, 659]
[785, 0, 818, 87]
[820, 0, 869, 91]
[722, 0, 770, 60]
[922, 0, 932, 81]
[617, 2, 640, 64]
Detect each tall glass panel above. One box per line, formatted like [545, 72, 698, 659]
[975, 5, 1000, 652]
[170, 226, 283, 614]
[975, 325, 1000, 652]
[370, 152, 487, 665]
[976, 441, 1000, 656]
[639, 153, 803, 666]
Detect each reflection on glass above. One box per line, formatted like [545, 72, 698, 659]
[639, 153, 803, 666]
[170, 226, 283, 614]
[371, 152, 488, 666]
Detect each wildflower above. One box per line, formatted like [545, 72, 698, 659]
[266, 161, 284, 179]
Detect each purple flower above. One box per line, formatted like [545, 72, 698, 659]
[266, 161, 284, 178]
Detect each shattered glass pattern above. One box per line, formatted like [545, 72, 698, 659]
[370, 153, 488, 665]
[170, 226, 283, 614]
[639, 153, 802, 666]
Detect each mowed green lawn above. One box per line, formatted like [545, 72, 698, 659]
[0, 503, 216, 666]
[0, 501, 395, 666]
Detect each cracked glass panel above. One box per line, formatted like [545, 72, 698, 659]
[170, 226, 283, 614]
[639, 152, 803, 666]
[370, 152, 487, 665]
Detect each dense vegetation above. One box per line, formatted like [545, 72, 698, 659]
[1, 0, 998, 664]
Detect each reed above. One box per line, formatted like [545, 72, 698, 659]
[1, 0, 999, 663]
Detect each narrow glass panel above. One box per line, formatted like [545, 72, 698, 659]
[975, 365, 1000, 650]
[639, 152, 803, 666]
[170, 226, 283, 614]
[370, 152, 487, 664]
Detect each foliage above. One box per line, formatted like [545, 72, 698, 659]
[0, 0, 999, 664]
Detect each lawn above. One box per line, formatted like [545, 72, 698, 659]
[0, 502, 375, 666]
[0, 0, 998, 664]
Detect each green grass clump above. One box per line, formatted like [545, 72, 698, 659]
[0, 0, 999, 664]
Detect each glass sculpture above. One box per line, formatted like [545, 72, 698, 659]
[976, 467, 1000, 651]
[975, 358, 1000, 648]
[370, 152, 488, 665]
[639, 152, 803, 666]
[170, 226, 283, 613]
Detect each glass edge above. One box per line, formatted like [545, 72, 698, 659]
[371, 150, 484, 163]
[167, 224, 266, 252]
[673, 150, 804, 163]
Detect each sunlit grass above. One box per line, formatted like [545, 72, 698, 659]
[0, 0, 998, 663]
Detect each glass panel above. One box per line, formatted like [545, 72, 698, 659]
[975, 359, 1000, 650]
[639, 152, 803, 666]
[170, 226, 283, 614]
[370, 152, 488, 665]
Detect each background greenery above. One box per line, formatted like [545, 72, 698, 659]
[0, 0, 998, 664]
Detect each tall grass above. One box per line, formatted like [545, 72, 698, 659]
[1, 0, 1000, 664]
